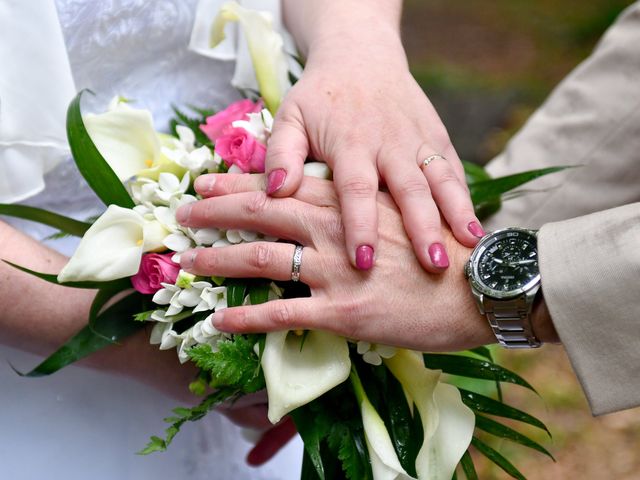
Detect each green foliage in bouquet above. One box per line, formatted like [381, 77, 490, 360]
[0, 92, 569, 480]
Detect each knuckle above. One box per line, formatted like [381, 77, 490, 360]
[430, 125, 452, 147]
[247, 243, 271, 271]
[242, 191, 269, 216]
[335, 301, 367, 339]
[431, 169, 460, 188]
[339, 176, 376, 199]
[231, 308, 250, 332]
[323, 214, 344, 242]
[270, 302, 294, 329]
[396, 178, 428, 199]
[197, 250, 218, 273]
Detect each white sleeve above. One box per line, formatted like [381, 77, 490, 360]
[188, 0, 301, 93]
[0, 0, 76, 203]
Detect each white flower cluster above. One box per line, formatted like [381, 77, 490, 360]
[150, 278, 283, 363]
[162, 125, 219, 176]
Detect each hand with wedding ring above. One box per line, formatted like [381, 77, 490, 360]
[267, 0, 485, 273]
[175, 174, 499, 352]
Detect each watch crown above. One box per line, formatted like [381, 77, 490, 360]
[464, 262, 471, 278]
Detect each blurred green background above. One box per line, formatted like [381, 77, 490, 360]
[400, 1, 640, 479]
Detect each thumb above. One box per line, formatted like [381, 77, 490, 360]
[265, 104, 309, 197]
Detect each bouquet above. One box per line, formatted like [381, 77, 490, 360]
[1, 3, 562, 479]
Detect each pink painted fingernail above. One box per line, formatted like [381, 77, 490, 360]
[194, 175, 216, 194]
[467, 221, 485, 238]
[267, 169, 287, 195]
[355, 245, 374, 270]
[428, 243, 449, 269]
[176, 204, 192, 224]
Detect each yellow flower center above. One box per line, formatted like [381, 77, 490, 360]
[145, 158, 154, 167]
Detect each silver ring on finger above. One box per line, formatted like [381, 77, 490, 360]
[422, 154, 447, 169]
[291, 245, 304, 282]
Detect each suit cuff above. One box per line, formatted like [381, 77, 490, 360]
[538, 203, 640, 414]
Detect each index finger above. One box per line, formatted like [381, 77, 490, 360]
[194, 173, 339, 208]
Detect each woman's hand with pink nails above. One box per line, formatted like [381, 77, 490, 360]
[266, 0, 484, 273]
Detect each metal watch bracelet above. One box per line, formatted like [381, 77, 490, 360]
[483, 295, 542, 349]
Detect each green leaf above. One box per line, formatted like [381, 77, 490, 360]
[171, 106, 214, 148]
[290, 406, 326, 479]
[3, 260, 131, 290]
[301, 449, 322, 480]
[133, 310, 155, 322]
[463, 161, 491, 185]
[460, 450, 479, 480]
[475, 414, 554, 460]
[88, 280, 138, 341]
[466, 347, 502, 400]
[66, 90, 135, 208]
[327, 422, 370, 480]
[471, 437, 526, 480]
[469, 167, 570, 207]
[459, 389, 551, 436]
[468, 347, 493, 361]
[15, 293, 146, 377]
[188, 336, 264, 393]
[139, 387, 239, 454]
[226, 280, 247, 307]
[423, 353, 536, 392]
[249, 282, 271, 305]
[376, 365, 421, 476]
[0, 204, 91, 236]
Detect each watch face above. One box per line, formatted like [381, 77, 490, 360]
[471, 228, 539, 297]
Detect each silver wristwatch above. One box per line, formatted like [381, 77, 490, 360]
[465, 227, 542, 349]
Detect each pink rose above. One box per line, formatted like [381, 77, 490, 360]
[215, 127, 266, 173]
[200, 99, 263, 142]
[131, 253, 180, 294]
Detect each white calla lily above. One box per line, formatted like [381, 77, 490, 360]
[262, 330, 350, 423]
[429, 383, 476, 480]
[211, 2, 290, 113]
[384, 350, 475, 480]
[84, 101, 186, 182]
[351, 369, 415, 480]
[57, 205, 168, 282]
[84, 103, 161, 182]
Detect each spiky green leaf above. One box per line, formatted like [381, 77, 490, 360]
[475, 414, 554, 459]
[471, 437, 526, 480]
[423, 353, 536, 392]
[459, 389, 550, 436]
[66, 90, 134, 208]
[0, 204, 91, 236]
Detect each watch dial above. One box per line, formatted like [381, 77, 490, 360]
[477, 231, 539, 293]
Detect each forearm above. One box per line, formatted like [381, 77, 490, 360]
[0, 220, 95, 353]
[282, 0, 406, 64]
[0, 220, 196, 402]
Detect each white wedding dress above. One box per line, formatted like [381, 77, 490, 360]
[0, 0, 302, 478]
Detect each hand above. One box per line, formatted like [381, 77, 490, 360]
[177, 174, 493, 352]
[216, 393, 297, 466]
[265, 10, 484, 273]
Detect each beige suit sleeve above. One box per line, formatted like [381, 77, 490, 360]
[538, 204, 640, 415]
[482, 2, 640, 414]
[485, 1, 640, 231]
